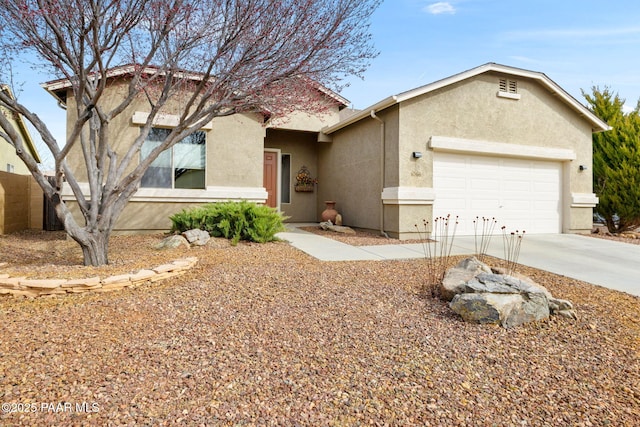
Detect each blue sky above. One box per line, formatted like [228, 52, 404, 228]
[10, 0, 640, 168]
[342, 0, 640, 111]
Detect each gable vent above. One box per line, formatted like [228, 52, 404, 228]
[499, 78, 518, 93]
[498, 78, 521, 100]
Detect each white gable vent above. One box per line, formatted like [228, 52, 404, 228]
[498, 78, 521, 100]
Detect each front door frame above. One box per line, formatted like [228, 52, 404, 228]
[263, 148, 282, 211]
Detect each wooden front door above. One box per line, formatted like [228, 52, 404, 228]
[263, 151, 278, 208]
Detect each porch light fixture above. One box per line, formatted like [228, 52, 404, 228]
[579, 165, 587, 171]
[412, 151, 423, 159]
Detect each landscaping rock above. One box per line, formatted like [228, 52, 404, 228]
[154, 235, 190, 250]
[182, 229, 210, 246]
[444, 257, 576, 328]
[439, 257, 492, 301]
[620, 231, 640, 239]
[319, 221, 356, 234]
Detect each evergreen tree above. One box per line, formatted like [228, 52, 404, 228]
[583, 87, 640, 233]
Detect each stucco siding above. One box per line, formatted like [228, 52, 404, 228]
[265, 129, 319, 222]
[399, 72, 593, 185]
[396, 72, 595, 234]
[60, 81, 270, 232]
[0, 140, 30, 175]
[318, 110, 394, 230]
[208, 114, 265, 188]
[268, 108, 342, 133]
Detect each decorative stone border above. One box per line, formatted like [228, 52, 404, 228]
[0, 257, 198, 298]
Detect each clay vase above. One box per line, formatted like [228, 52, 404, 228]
[321, 201, 338, 223]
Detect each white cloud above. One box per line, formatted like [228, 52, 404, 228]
[424, 2, 456, 15]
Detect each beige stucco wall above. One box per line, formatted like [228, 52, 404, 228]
[322, 71, 598, 238]
[63, 82, 266, 188]
[317, 106, 400, 231]
[396, 71, 595, 235]
[398, 72, 593, 189]
[0, 111, 36, 175]
[264, 129, 319, 222]
[0, 139, 30, 175]
[59, 80, 346, 232]
[0, 171, 43, 234]
[208, 114, 266, 187]
[61, 81, 268, 231]
[268, 108, 342, 133]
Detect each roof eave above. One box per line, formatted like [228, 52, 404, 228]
[323, 62, 611, 135]
[322, 95, 399, 134]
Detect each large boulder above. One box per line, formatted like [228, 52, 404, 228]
[439, 257, 492, 301]
[444, 257, 576, 328]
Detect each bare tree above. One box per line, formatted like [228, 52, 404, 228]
[0, 0, 380, 265]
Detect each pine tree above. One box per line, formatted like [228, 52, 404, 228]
[583, 87, 640, 233]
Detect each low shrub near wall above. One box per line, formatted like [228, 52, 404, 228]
[170, 201, 287, 245]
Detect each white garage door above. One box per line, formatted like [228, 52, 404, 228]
[433, 152, 562, 235]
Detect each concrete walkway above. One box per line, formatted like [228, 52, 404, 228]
[277, 225, 640, 297]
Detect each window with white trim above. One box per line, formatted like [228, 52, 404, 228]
[140, 128, 206, 189]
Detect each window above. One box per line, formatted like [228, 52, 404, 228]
[141, 128, 206, 189]
[6, 163, 14, 173]
[281, 154, 291, 203]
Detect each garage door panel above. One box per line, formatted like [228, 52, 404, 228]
[503, 180, 531, 191]
[505, 200, 531, 210]
[471, 199, 500, 210]
[439, 176, 467, 191]
[433, 153, 561, 235]
[436, 198, 466, 210]
[471, 178, 500, 190]
[534, 200, 560, 210]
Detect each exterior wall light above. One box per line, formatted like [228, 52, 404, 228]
[412, 151, 423, 159]
[579, 165, 588, 171]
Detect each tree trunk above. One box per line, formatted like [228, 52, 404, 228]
[76, 232, 110, 266]
[65, 229, 110, 266]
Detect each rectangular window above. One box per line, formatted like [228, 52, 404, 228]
[6, 163, 14, 173]
[281, 154, 291, 203]
[141, 128, 206, 189]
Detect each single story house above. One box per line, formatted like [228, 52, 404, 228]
[43, 63, 609, 237]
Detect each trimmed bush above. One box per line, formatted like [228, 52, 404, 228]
[170, 201, 287, 245]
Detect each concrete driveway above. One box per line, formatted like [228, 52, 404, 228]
[448, 234, 640, 297]
[279, 226, 640, 297]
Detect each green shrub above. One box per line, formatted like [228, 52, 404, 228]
[584, 86, 640, 233]
[169, 201, 287, 245]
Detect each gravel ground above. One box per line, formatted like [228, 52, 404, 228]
[298, 226, 431, 246]
[0, 231, 639, 426]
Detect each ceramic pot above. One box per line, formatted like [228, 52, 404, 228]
[321, 201, 338, 222]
